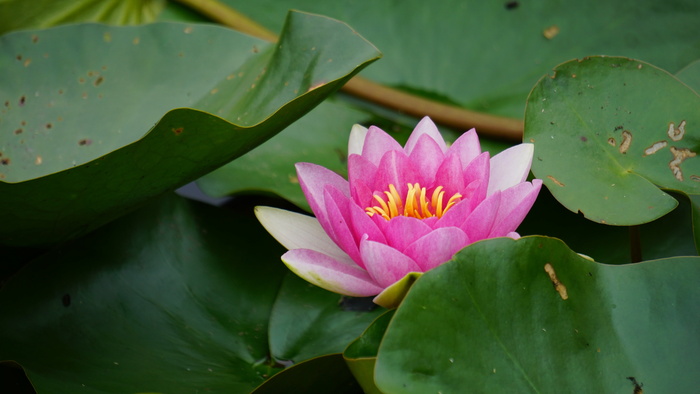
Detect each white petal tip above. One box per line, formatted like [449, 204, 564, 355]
[348, 124, 369, 156]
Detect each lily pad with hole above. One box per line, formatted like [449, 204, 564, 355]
[0, 11, 381, 248]
[525, 56, 700, 226]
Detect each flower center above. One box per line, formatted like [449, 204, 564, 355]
[365, 183, 462, 220]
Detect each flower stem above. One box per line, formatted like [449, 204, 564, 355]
[171, 0, 525, 141]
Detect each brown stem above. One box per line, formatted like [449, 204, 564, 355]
[173, 0, 278, 41]
[172, 0, 524, 141]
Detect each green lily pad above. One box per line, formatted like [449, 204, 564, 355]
[0, 0, 166, 35]
[676, 59, 700, 90]
[0, 11, 381, 247]
[375, 236, 700, 392]
[196, 98, 368, 209]
[0, 195, 288, 393]
[525, 56, 700, 225]
[251, 354, 361, 393]
[675, 60, 700, 253]
[0, 194, 382, 393]
[344, 310, 395, 394]
[268, 272, 385, 363]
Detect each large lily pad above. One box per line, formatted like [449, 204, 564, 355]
[0, 11, 381, 247]
[0, 194, 381, 393]
[374, 236, 700, 392]
[524, 56, 700, 225]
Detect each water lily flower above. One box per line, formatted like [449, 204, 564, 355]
[255, 117, 541, 305]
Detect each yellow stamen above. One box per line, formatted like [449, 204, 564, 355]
[435, 189, 445, 217]
[384, 184, 402, 217]
[431, 186, 443, 209]
[365, 183, 462, 220]
[404, 184, 417, 217]
[419, 185, 429, 219]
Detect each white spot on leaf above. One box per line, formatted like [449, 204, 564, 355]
[544, 263, 568, 300]
[619, 130, 632, 154]
[669, 146, 696, 181]
[667, 120, 686, 142]
[643, 140, 667, 156]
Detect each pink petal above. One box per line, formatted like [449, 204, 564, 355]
[348, 200, 387, 244]
[461, 191, 502, 242]
[382, 216, 433, 252]
[421, 216, 439, 227]
[282, 249, 383, 297]
[435, 153, 490, 230]
[435, 198, 475, 229]
[362, 126, 404, 165]
[348, 124, 368, 156]
[433, 152, 465, 197]
[488, 179, 542, 237]
[373, 150, 419, 198]
[403, 227, 470, 271]
[324, 186, 388, 270]
[323, 187, 364, 265]
[487, 143, 534, 196]
[348, 154, 378, 207]
[351, 180, 374, 214]
[296, 162, 350, 234]
[462, 151, 490, 210]
[407, 134, 445, 186]
[360, 239, 421, 288]
[405, 116, 448, 154]
[446, 128, 481, 170]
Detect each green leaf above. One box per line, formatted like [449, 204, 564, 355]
[268, 272, 385, 363]
[676, 59, 700, 92]
[0, 11, 381, 247]
[0, 194, 382, 393]
[344, 310, 395, 394]
[0, 195, 288, 393]
[676, 59, 700, 253]
[251, 354, 361, 394]
[525, 56, 700, 225]
[197, 98, 368, 209]
[0, 0, 166, 34]
[374, 236, 700, 392]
